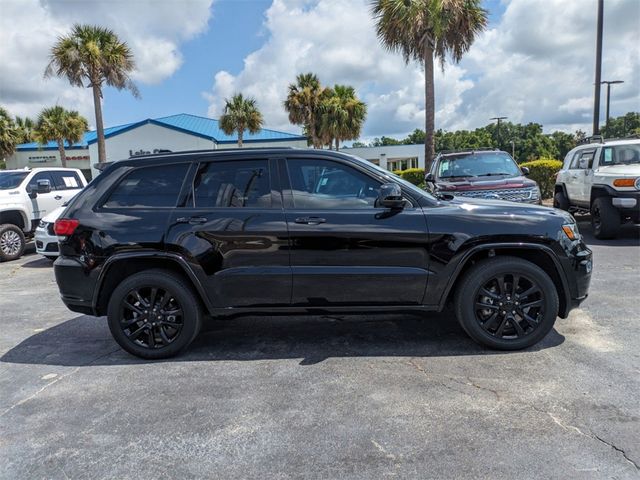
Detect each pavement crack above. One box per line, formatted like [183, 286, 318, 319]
[592, 434, 640, 470]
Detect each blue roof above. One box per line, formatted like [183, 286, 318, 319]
[17, 113, 306, 151]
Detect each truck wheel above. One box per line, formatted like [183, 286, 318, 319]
[553, 189, 569, 210]
[107, 269, 203, 359]
[454, 256, 559, 350]
[591, 197, 621, 239]
[0, 224, 26, 262]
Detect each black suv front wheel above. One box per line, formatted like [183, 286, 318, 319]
[454, 257, 559, 350]
[107, 269, 202, 359]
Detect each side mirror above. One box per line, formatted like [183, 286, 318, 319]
[378, 183, 405, 209]
[37, 179, 52, 194]
[424, 172, 435, 183]
[521, 166, 530, 176]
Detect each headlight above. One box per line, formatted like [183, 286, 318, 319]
[562, 223, 580, 241]
[38, 220, 47, 229]
[635, 177, 640, 190]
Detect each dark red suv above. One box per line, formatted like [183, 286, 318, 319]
[425, 149, 541, 204]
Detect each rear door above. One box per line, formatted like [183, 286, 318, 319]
[565, 149, 595, 205]
[281, 155, 430, 306]
[49, 170, 85, 204]
[165, 157, 291, 308]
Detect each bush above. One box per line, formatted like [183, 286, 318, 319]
[519, 158, 563, 199]
[394, 168, 425, 187]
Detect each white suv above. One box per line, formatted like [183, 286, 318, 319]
[0, 167, 87, 261]
[554, 138, 640, 239]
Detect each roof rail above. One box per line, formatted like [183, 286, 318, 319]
[125, 146, 298, 159]
[437, 147, 499, 155]
[578, 135, 603, 145]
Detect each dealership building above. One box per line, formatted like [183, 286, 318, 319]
[8, 113, 308, 179]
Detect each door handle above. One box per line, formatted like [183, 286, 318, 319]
[176, 216, 208, 225]
[295, 216, 326, 225]
[54, 195, 62, 200]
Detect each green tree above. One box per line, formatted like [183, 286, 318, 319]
[219, 93, 264, 148]
[0, 107, 20, 161]
[600, 112, 640, 138]
[45, 24, 138, 164]
[319, 85, 367, 150]
[403, 128, 425, 145]
[34, 106, 88, 168]
[14, 116, 35, 144]
[550, 131, 576, 160]
[371, 0, 487, 170]
[284, 73, 329, 148]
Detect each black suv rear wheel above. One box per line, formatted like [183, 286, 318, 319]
[107, 269, 202, 359]
[454, 256, 559, 350]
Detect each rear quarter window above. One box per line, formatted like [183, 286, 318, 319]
[103, 163, 189, 208]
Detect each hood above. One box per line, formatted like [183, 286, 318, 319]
[596, 164, 640, 176]
[436, 175, 537, 191]
[446, 195, 573, 223]
[42, 206, 66, 223]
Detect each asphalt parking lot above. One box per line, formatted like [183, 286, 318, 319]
[1, 219, 639, 479]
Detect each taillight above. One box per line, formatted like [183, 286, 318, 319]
[54, 218, 79, 236]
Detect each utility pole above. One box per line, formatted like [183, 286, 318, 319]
[592, 0, 604, 136]
[601, 80, 624, 131]
[490, 116, 508, 150]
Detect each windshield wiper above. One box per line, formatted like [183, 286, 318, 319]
[477, 173, 511, 177]
[440, 175, 477, 179]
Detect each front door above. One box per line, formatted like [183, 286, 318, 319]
[281, 156, 430, 306]
[26, 171, 60, 220]
[165, 157, 291, 308]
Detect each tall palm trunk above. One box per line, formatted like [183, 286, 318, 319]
[92, 84, 107, 163]
[335, 139, 340, 151]
[424, 44, 435, 171]
[57, 139, 67, 168]
[238, 129, 243, 148]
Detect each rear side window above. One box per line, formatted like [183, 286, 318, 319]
[50, 171, 83, 190]
[188, 160, 271, 208]
[103, 163, 189, 208]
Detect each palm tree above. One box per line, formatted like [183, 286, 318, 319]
[319, 85, 367, 150]
[284, 73, 329, 148]
[372, 0, 487, 169]
[14, 116, 35, 144]
[34, 106, 88, 168]
[219, 94, 264, 148]
[0, 107, 20, 160]
[45, 24, 138, 164]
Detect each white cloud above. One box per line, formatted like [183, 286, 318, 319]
[0, 0, 213, 122]
[204, 0, 639, 139]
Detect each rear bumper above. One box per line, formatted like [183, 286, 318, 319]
[53, 256, 99, 315]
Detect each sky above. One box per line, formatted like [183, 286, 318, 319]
[0, 0, 638, 143]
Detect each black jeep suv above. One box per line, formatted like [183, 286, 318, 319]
[53, 148, 592, 359]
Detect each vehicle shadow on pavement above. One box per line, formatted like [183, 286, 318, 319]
[0, 312, 565, 367]
[20, 257, 55, 269]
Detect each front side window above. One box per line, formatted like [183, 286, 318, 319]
[189, 160, 271, 208]
[287, 158, 380, 209]
[27, 172, 55, 192]
[436, 152, 521, 179]
[601, 144, 640, 166]
[103, 163, 189, 208]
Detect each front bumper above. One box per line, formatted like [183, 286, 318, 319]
[559, 241, 592, 317]
[34, 227, 60, 257]
[595, 185, 640, 220]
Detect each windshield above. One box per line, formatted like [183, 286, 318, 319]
[437, 152, 521, 179]
[0, 172, 28, 190]
[601, 144, 640, 165]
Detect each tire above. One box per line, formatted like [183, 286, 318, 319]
[553, 189, 569, 210]
[0, 224, 26, 262]
[454, 256, 559, 350]
[591, 197, 621, 239]
[107, 269, 203, 359]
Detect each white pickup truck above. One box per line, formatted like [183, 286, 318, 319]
[554, 137, 640, 239]
[0, 167, 87, 261]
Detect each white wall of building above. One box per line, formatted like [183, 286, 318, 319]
[7, 149, 91, 171]
[343, 144, 425, 171]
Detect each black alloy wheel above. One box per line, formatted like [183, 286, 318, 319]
[474, 273, 543, 339]
[119, 286, 184, 349]
[455, 256, 559, 350]
[107, 269, 202, 359]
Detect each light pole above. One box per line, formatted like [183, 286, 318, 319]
[592, 0, 604, 136]
[601, 80, 624, 130]
[509, 140, 515, 159]
[490, 116, 508, 150]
